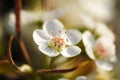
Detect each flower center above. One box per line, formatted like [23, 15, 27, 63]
[48, 31, 65, 51]
[52, 37, 64, 47]
[95, 43, 106, 57]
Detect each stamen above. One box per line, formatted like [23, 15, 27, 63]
[49, 31, 65, 51]
[95, 43, 106, 57]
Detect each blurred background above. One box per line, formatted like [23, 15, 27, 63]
[0, 0, 120, 80]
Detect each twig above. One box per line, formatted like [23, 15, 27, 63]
[36, 66, 78, 74]
[15, 0, 22, 39]
[8, 35, 20, 70]
[19, 39, 31, 65]
[15, 0, 31, 65]
[0, 59, 9, 64]
[36, 56, 90, 74]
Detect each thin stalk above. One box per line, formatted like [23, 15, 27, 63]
[15, 0, 31, 65]
[36, 66, 78, 74]
[8, 35, 20, 70]
[36, 56, 90, 74]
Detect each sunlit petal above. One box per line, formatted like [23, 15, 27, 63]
[85, 47, 95, 60]
[40, 8, 67, 21]
[33, 29, 47, 45]
[38, 43, 60, 57]
[75, 76, 87, 80]
[61, 46, 81, 57]
[43, 19, 64, 37]
[82, 31, 95, 48]
[95, 60, 113, 71]
[95, 22, 115, 42]
[65, 29, 82, 45]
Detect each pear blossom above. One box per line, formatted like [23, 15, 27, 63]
[77, 0, 115, 21]
[95, 22, 115, 42]
[39, 8, 67, 21]
[58, 76, 87, 80]
[54, 0, 115, 28]
[33, 19, 82, 57]
[4, 10, 39, 33]
[82, 31, 117, 71]
[4, 8, 66, 34]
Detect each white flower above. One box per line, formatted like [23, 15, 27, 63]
[84, 22, 115, 42]
[58, 76, 87, 80]
[95, 22, 115, 42]
[39, 8, 67, 21]
[82, 31, 117, 71]
[4, 10, 39, 33]
[4, 8, 66, 34]
[33, 19, 82, 57]
[54, 0, 114, 28]
[77, 0, 115, 21]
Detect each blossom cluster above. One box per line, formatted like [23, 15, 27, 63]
[33, 19, 117, 73]
[2, 0, 117, 80]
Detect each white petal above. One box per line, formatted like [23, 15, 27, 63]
[82, 31, 95, 48]
[95, 60, 113, 71]
[6, 10, 38, 33]
[58, 78, 68, 80]
[21, 10, 39, 25]
[109, 54, 117, 63]
[40, 8, 67, 21]
[65, 29, 82, 45]
[43, 19, 64, 37]
[75, 76, 87, 80]
[61, 46, 81, 57]
[38, 43, 60, 57]
[95, 22, 115, 42]
[33, 29, 47, 45]
[78, 13, 95, 30]
[78, 0, 113, 21]
[85, 47, 96, 60]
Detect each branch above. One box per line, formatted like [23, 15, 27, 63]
[8, 35, 20, 70]
[15, 0, 22, 39]
[36, 66, 78, 74]
[36, 56, 90, 74]
[15, 0, 31, 65]
[0, 59, 9, 64]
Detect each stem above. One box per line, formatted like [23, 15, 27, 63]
[0, 59, 9, 64]
[36, 66, 78, 74]
[15, 0, 22, 39]
[15, 0, 31, 65]
[19, 39, 31, 65]
[49, 57, 55, 68]
[36, 56, 90, 74]
[8, 35, 20, 70]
